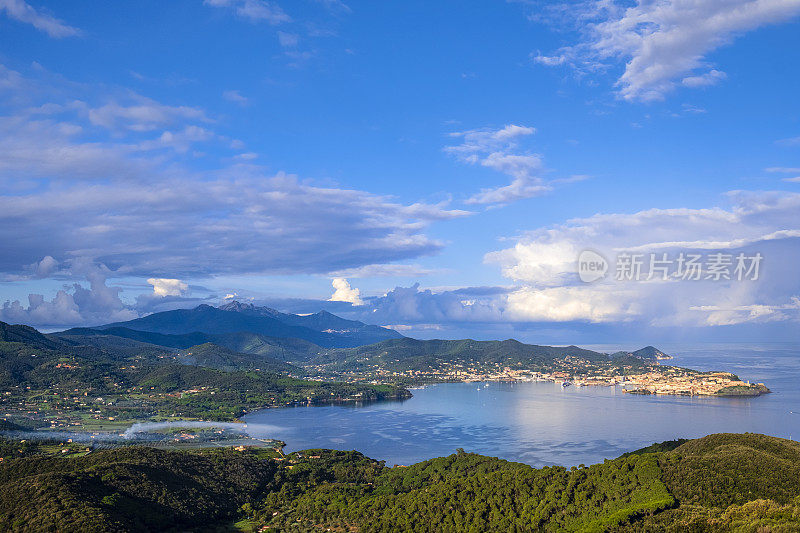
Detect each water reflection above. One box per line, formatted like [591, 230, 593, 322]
[244, 345, 800, 467]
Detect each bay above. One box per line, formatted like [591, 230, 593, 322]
[244, 344, 800, 467]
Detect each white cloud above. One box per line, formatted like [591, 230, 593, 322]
[682, 69, 727, 88]
[148, 278, 189, 297]
[316, 0, 351, 13]
[0, 173, 469, 278]
[204, 0, 290, 24]
[30, 255, 58, 278]
[486, 190, 800, 326]
[446, 124, 551, 205]
[327, 263, 437, 278]
[0, 64, 25, 92]
[535, 0, 800, 101]
[0, 63, 470, 280]
[222, 89, 249, 105]
[359, 284, 507, 325]
[138, 126, 215, 153]
[0, 261, 137, 328]
[277, 31, 299, 47]
[766, 167, 800, 173]
[532, 52, 567, 66]
[328, 277, 364, 305]
[88, 96, 209, 132]
[0, 115, 148, 181]
[776, 136, 800, 146]
[689, 297, 800, 326]
[0, 0, 81, 38]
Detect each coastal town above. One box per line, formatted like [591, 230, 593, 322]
[305, 353, 770, 398]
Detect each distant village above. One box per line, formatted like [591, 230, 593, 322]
[305, 355, 770, 398]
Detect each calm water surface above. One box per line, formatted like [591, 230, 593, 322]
[244, 344, 800, 467]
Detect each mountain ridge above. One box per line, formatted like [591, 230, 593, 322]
[91, 302, 403, 348]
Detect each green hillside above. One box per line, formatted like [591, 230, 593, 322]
[1, 433, 798, 532]
[54, 327, 321, 363]
[176, 342, 300, 373]
[309, 337, 617, 370]
[0, 322, 63, 350]
[0, 323, 411, 424]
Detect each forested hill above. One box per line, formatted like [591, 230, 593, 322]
[53, 326, 322, 363]
[1, 433, 798, 532]
[0, 321, 62, 350]
[306, 337, 621, 368]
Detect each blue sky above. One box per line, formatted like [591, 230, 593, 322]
[1, 0, 799, 343]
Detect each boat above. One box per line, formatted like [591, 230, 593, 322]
[561, 381, 572, 388]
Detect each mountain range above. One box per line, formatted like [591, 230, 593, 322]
[96, 302, 404, 349]
[1, 301, 667, 375]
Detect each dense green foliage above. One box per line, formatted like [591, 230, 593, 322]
[309, 337, 617, 371]
[1, 433, 797, 532]
[0, 446, 280, 532]
[264, 449, 674, 532]
[620, 439, 689, 457]
[175, 342, 299, 373]
[0, 322, 63, 350]
[658, 433, 800, 507]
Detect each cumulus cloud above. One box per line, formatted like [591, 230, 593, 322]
[148, 278, 189, 297]
[204, 0, 290, 24]
[331, 192, 799, 332]
[0, 0, 81, 38]
[533, 0, 800, 101]
[21, 255, 59, 279]
[487, 190, 800, 326]
[288, 194, 799, 333]
[364, 284, 506, 324]
[328, 278, 364, 306]
[0, 261, 137, 328]
[445, 124, 551, 205]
